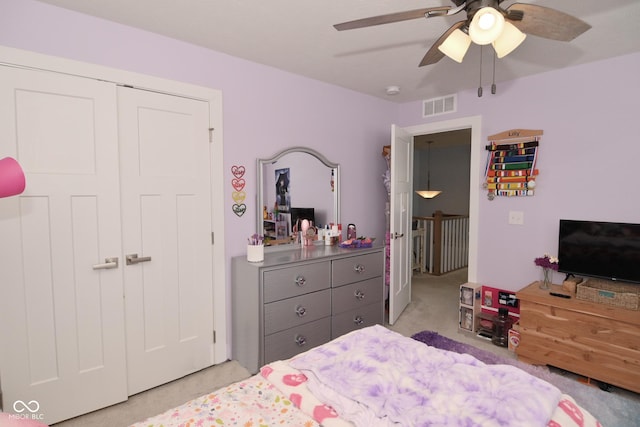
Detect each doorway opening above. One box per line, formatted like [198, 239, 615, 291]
[403, 115, 482, 284]
[412, 129, 471, 275]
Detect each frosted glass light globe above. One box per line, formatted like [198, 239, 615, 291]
[469, 7, 505, 45]
[478, 13, 496, 30]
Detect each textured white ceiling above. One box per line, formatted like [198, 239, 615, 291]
[37, 0, 640, 102]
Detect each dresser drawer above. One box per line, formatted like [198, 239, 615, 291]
[332, 252, 383, 287]
[331, 302, 383, 339]
[264, 317, 332, 364]
[264, 289, 331, 335]
[263, 261, 331, 303]
[332, 277, 382, 315]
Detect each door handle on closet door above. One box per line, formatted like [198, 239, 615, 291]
[126, 254, 152, 265]
[93, 257, 119, 270]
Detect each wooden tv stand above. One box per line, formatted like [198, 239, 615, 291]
[516, 281, 640, 394]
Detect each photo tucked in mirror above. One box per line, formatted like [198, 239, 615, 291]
[258, 148, 339, 247]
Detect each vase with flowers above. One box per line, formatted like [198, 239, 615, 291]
[534, 254, 559, 290]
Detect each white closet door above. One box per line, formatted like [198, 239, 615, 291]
[0, 66, 127, 425]
[117, 87, 214, 394]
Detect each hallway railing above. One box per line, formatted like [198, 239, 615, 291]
[413, 211, 469, 275]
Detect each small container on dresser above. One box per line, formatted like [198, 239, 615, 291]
[232, 245, 384, 373]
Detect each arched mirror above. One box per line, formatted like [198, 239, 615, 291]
[257, 147, 340, 248]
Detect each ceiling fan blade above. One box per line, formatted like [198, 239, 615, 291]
[506, 3, 591, 41]
[334, 6, 451, 31]
[419, 21, 466, 67]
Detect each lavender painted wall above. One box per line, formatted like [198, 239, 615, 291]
[0, 0, 395, 292]
[398, 52, 640, 290]
[2, 0, 639, 296]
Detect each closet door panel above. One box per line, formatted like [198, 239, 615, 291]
[118, 87, 214, 395]
[0, 66, 127, 425]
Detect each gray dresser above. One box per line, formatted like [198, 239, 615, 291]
[232, 245, 385, 373]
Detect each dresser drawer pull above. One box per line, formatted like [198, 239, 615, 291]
[353, 315, 364, 325]
[295, 275, 307, 286]
[294, 334, 307, 346]
[295, 305, 307, 317]
[354, 264, 365, 273]
[354, 290, 365, 300]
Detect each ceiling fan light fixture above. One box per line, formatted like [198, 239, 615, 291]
[438, 29, 472, 63]
[492, 21, 526, 58]
[469, 7, 505, 45]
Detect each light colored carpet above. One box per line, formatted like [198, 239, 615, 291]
[52, 268, 638, 426]
[386, 268, 515, 358]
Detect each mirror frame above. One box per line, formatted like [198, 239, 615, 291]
[257, 146, 340, 249]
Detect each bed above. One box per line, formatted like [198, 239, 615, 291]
[131, 325, 601, 427]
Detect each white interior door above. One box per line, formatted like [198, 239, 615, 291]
[0, 66, 127, 424]
[388, 125, 413, 324]
[117, 87, 215, 395]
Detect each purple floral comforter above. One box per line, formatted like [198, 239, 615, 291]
[290, 325, 562, 427]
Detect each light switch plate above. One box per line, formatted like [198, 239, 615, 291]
[508, 211, 524, 225]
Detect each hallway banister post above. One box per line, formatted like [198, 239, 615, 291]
[432, 210, 443, 275]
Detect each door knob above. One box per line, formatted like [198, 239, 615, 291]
[92, 257, 119, 270]
[126, 254, 152, 265]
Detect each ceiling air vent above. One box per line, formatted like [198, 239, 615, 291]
[422, 94, 457, 118]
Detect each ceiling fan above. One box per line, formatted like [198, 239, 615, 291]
[334, 1, 591, 66]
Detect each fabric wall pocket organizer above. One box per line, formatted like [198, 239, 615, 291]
[484, 129, 543, 200]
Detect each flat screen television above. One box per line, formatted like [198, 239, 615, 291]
[558, 219, 640, 284]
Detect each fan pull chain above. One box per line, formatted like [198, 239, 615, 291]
[478, 45, 483, 97]
[491, 49, 497, 94]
